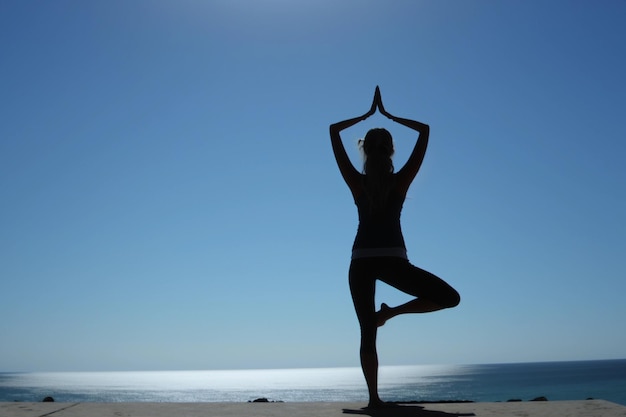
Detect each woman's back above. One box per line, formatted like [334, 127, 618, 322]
[352, 184, 406, 251]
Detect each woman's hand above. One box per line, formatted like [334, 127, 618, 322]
[374, 86, 382, 111]
[329, 86, 381, 133]
[376, 86, 394, 120]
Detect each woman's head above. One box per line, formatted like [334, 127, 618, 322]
[362, 128, 394, 159]
[360, 128, 394, 175]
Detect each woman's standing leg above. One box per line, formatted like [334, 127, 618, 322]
[349, 259, 385, 407]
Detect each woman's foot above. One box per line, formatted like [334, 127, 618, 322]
[376, 303, 394, 327]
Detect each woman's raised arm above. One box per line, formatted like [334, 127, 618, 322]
[329, 87, 379, 194]
[378, 95, 430, 192]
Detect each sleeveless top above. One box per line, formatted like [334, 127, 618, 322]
[351, 188, 407, 260]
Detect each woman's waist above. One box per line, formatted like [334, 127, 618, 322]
[351, 246, 407, 260]
[353, 228, 405, 248]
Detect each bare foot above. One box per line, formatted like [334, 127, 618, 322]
[376, 303, 393, 327]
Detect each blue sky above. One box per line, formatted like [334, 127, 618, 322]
[1, 1, 625, 372]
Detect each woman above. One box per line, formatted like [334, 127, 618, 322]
[330, 87, 460, 408]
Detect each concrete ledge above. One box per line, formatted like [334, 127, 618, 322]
[1, 400, 625, 417]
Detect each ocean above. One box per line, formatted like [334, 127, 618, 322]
[1, 359, 625, 405]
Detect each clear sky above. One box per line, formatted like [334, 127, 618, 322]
[1, 1, 625, 372]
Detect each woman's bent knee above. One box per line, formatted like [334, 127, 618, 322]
[444, 290, 461, 308]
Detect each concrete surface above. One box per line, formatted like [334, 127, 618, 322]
[1, 400, 625, 417]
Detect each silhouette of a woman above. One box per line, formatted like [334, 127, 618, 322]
[330, 87, 460, 408]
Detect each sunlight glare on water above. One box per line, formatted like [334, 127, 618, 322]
[2, 365, 468, 402]
[2, 361, 626, 404]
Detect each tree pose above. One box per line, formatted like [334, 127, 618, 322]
[330, 87, 460, 408]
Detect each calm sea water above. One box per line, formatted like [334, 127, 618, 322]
[1, 359, 625, 405]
